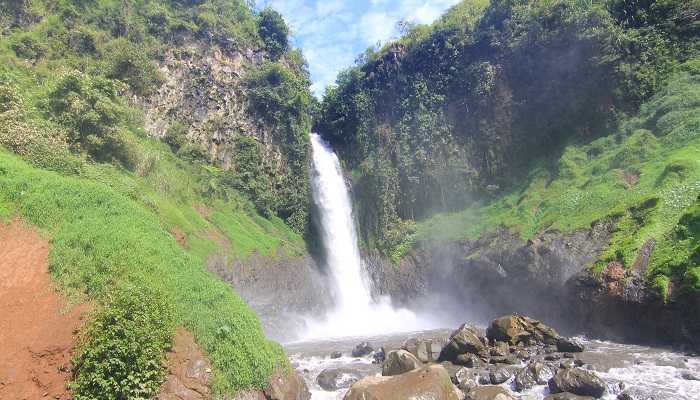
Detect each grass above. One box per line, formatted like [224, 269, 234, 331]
[0, 146, 289, 395]
[396, 60, 700, 295]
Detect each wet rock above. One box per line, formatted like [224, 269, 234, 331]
[265, 368, 311, 400]
[514, 361, 556, 391]
[343, 365, 460, 400]
[489, 365, 516, 384]
[544, 394, 594, 400]
[490, 341, 510, 357]
[316, 368, 359, 391]
[351, 342, 374, 357]
[559, 359, 575, 369]
[330, 351, 342, 359]
[545, 353, 562, 361]
[465, 385, 518, 400]
[681, 370, 699, 380]
[454, 367, 479, 392]
[617, 393, 634, 400]
[382, 349, 422, 376]
[455, 353, 485, 368]
[372, 347, 386, 364]
[548, 368, 606, 398]
[487, 315, 560, 346]
[573, 359, 585, 367]
[440, 323, 488, 363]
[402, 337, 444, 363]
[557, 337, 585, 353]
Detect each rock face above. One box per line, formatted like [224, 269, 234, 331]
[265, 368, 311, 400]
[316, 368, 359, 391]
[465, 385, 518, 400]
[548, 368, 607, 398]
[343, 365, 460, 400]
[489, 365, 515, 384]
[439, 324, 488, 363]
[382, 349, 422, 376]
[556, 337, 585, 353]
[487, 314, 559, 346]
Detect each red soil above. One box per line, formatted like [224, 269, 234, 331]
[0, 220, 88, 400]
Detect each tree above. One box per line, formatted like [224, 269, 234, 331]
[257, 7, 288, 60]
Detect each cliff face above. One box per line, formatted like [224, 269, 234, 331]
[367, 224, 700, 350]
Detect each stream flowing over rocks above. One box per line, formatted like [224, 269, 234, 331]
[285, 315, 700, 400]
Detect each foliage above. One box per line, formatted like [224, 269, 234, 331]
[399, 62, 700, 296]
[72, 285, 176, 400]
[245, 61, 313, 233]
[257, 7, 289, 61]
[317, 0, 699, 251]
[0, 147, 290, 395]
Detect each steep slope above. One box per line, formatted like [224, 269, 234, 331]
[0, 0, 316, 398]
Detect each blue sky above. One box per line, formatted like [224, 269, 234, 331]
[255, 0, 461, 97]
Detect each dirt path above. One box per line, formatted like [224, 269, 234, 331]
[157, 328, 212, 400]
[0, 220, 88, 400]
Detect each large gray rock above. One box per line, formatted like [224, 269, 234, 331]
[487, 315, 559, 346]
[382, 349, 422, 376]
[344, 365, 460, 400]
[514, 361, 556, 391]
[316, 368, 360, 391]
[351, 342, 374, 357]
[465, 385, 518, 400]
[548, 368, 607, 398]
[439, 324, 488, 363]
[556, 337, 585, 353]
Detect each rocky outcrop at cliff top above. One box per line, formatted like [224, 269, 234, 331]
[344, 365, 460, 400]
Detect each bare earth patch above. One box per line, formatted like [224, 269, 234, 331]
[0, 219, 88, 400]
[156, 328, 213, 400]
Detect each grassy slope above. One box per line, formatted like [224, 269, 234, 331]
[0, 140, 296, 394]
[401, 60, 700, 296]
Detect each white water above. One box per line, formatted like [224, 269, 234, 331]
[302, 134, 434, 339]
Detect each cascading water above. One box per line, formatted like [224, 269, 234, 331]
[303, 134, 433, 339]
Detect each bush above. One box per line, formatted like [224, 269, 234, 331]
[72, 284, 176, 400]
[10, 33, 47, 61]
[101, 38, 164, 96]
[257, 8, 288, 60]
[163, 122, 189, 153]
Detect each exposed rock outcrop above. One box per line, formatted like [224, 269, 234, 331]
[548, 368, 607, 398]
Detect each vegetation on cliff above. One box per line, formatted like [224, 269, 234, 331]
[0, 0, 311, 398]
[316, 0, 700, 296]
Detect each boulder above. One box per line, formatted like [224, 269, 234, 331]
[486, 315, 559, 346]
[440, 324, 488, 363]
[544, 394, 595, 400]
[330, 351, 342, 359]
[453, 367, 479, 392]
[265, 368, 311, 400]
[556, 337, 585, 353]
[514, 361, 556, 391]
[548, 368, 606, 398]
[489, 365, 516, 384]
[316, 368, 359, 391]
[402, 337, 444, 363]
[382, 349, 422, 376]
[455, 353, 485, 368]
[351, 342, 374, 357]
[465, 385, 518, 400]
[343, 365, 460, 400]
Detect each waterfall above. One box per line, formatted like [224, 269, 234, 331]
[303, 134, 429, 339]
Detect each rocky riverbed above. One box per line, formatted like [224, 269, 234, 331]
[285, 315, 700, 400]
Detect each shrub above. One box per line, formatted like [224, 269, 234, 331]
[163, 122, 189, 153]
[257, 8, 288, 60]
[72, 284, 176, 400]
[10, 33, 47, 61]
[101, 38, 164, 96]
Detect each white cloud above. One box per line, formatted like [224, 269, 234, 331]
[359, 12, 397, 45]
[257, 0, 463, 97]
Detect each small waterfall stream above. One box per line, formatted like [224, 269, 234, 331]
[302, 134, 428, 339]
